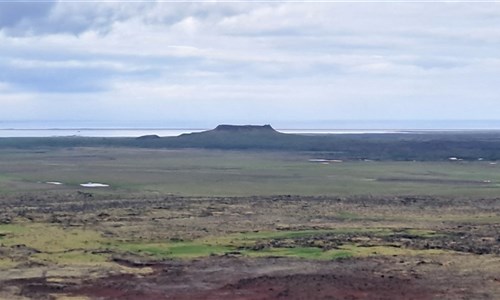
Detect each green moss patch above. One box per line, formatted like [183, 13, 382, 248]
[117, 242, 234, 259]
[0, 223, 104, 252]
[32, 251, 109, 266]
[0, 223, 109, 266]
[115, 228, 452, 260]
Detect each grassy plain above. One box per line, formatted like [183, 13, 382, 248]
[1, 147, 500, 197]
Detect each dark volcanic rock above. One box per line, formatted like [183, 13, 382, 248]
[213, 124, 276, 132]
[136, 135, 161, 140]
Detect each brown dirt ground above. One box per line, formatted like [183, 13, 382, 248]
[7, 255, 499, 300]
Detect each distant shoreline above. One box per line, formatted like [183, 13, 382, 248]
[3, 128, 500, 138]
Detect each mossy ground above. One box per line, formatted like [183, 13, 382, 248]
[114, 228, 453, 260]
[0, 223, 107, 268]
[0, 222, 455, 267]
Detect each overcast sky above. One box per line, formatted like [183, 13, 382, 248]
[1, 1, 500, 128]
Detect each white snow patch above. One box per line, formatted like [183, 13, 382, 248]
[80, 182, 110, 188]
[309, 159, 343, 163]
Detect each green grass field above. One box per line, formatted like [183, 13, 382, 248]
[1, 147, 500, 197]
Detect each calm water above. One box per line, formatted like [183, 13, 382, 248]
[0, 129, 204, 138]
[3, 120, 500, 137]
[3, 127, 500, 138]
[0, 128, 409, 137]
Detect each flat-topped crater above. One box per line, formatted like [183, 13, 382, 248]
[174, 124, 286, 148]
[136, 134, 160, 140]
[213, 124, 276, 132]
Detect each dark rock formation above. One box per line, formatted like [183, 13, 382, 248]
[136, 134, 161, 140]
[213, 124, 276, 132]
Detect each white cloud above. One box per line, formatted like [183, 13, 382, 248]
[8, 58, 147, 72]
[1, 2, 500, 125]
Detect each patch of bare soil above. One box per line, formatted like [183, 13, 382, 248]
[7, 256, 498, 300]
[213, 273, 432, 300]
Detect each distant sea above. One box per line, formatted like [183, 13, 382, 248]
[0, 128, 408, 138]
[2, 120, 500, 137]
[0, 128, 497, 138]
[0, 129, 205, 138]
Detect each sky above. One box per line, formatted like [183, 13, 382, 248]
[1, 1, 500, 129]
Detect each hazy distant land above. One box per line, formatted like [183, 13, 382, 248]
[2, 124, 500, 161]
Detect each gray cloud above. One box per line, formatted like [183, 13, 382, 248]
[0, 1, 143, 35]
[0, 1, 57, 35]
[0, 2, 252, 36]
[0, 1, 55, 27]
[0, 55, 163, 93]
